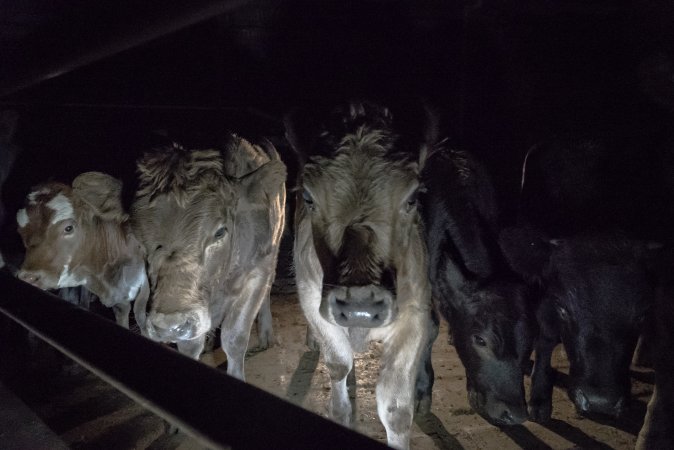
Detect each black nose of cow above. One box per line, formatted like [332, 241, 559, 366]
[18, 270, 40, 286]
[572, 387, 627, 418]
[489, 402, 528, 426]
[323, 285, 396, 328]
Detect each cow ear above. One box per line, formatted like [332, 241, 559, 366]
[72, 172, 127, 221]
[238, 156, 287, 203]
[436, 255, 471, 309]
[498, 225, 553, 282]
[390, 100, 442, 173]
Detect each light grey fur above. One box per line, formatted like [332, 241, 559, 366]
[288, 103, 434, 449]
[131, 136, 286, 380]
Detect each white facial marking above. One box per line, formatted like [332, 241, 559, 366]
[57, 260, 84, 288]
[46, 193, 75, 224]
[16, 208, 29, 228]
[28, 188, 50, 205]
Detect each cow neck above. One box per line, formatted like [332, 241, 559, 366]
[75, 218, 132, 285]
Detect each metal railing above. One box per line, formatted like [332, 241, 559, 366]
[0, 271, 387, 450]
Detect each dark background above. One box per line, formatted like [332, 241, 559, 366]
[1, 0, 674, 255]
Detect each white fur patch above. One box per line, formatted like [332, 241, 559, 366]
[28, 188, 50, 205]
[16, 208, 29, 228]
[46, 193, 74, 224]
[57, 263, 84, 288]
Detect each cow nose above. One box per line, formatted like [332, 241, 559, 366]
[146, 310, 205, 341]
[18, 270, 40, 285]
[494, 403, 527, 426]
[572, 388, 627, 417]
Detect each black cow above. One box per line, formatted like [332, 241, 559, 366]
[636, 248, 674, 449]
[421, 148, 536, 426]
[500, 227, 657, 421]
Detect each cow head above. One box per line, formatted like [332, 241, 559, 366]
[17, 172, 126, 290]
[287, 101, 436, 329]
[501, 227, 658, 418]
[131, 140, 285, 344]
[432, 252, 533, 425]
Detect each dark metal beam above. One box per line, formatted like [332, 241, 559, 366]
[0, 272, 387, 450]
[0, 0, 252, 98]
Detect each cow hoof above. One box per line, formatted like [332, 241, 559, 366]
[306, 328, 320, 352]
[528, 401, 552, 423]
[257, 335, 270, 350]
[415, 395, 432, 416]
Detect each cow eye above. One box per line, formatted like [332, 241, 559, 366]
[64, 224, 74, 234]
[403, 186, 421, 212]
[556, 304, 570, 321]
[407, 190, 418, 207]
[473, 335, 487, 347]
[214, 226, 227, 239]
[302, 189, 314, 205]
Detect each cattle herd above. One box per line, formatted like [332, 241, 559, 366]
[0, 100, 673, 449]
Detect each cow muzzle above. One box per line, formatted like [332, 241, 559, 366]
[469, 389, 528, 426]
[570, 386, 628, 418]
[321, 285, 397, 328]
[17, 269, 52, 289]
[145, 307, 211, 342]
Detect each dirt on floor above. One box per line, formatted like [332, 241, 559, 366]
[5, 292, 654, 449]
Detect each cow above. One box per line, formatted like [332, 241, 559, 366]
[420, 148, 535, 426]
[130, 137, 286, 380]
[498, 135, 662, 421]
[636, 247, 674, 450]
[499, 226, 657, 421]
[286, 101, 437, 449]
[16, 172, 149, 329]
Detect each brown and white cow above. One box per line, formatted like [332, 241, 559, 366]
[286, 101, 438, 449]
[130, 137, 286, 380]
[16, 172, 149, 329]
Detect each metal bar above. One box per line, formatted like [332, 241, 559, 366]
[0, 272, 387, 450]
[0, 0, 253, 98]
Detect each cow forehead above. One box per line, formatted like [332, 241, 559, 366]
[45, 193, 75, 224]
[305, 154, 416, 196]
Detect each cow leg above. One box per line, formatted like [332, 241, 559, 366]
[320, 328, 354, 427]
[305, 324, 320, 352]
[220, 272, 272, 380]
[112, 302, 131, 329]
[415, 309, 439, 416]
[378, 319, 427, 450]
[177, 334, 206, 360]
[255, 293, 274, 350]
[528, 332, 557, 422]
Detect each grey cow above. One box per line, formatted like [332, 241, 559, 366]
[131, 137, 286, 380]
[287, 101, 437, 449]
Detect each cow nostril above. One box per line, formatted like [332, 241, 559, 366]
[372, 314, 380, 321]
[336, 299, 347, 307]
[575, 391, 590, 412]
[374, 300, 385, 307]
[500, 409, 514, 424]
[19, 272, 40, 284]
